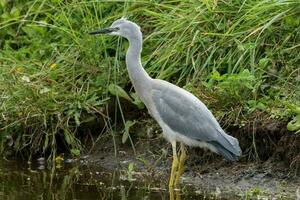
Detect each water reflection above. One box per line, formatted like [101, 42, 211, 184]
[0, 158, 204, 200]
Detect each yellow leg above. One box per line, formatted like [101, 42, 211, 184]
[169, 188, 174, 200]
[169, 141, 178, 189]
[175, 143, 187, 188]
[176, 189, 181, 200]
[169, 188, 181, 200]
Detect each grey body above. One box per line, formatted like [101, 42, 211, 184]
[91, 18, 242, 161]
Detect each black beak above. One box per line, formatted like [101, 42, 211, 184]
[89, 27, 119, 35]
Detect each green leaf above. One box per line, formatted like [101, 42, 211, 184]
[128, 163, 134, 172]
[0, 0, 6, 7]
[64, 131, 72, 145]
[256, 102, 266, 110]
[43, 134, 49, 151]
[71, 148, 80, 156]
[10, 7, 20, 18]
[258, 58, 269, 68]
[74, 112, 80, 126]
[130, 92, 145, 109]
[51, 0, 63, 3]
[108, 84, 132, 102]
[285, 16, 300, 27]
[211, 71, 221, 81]
[122, 120, 136, 144]
[287, 115, 300, 133]
[39, 87, 51, 94]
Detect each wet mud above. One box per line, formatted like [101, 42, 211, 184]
[85, 132, 300, 200]
[1, 119, 299, 199]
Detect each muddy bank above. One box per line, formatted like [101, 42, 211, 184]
[84, 133, 299, 199]
[1, 132, 299, 200]
[2, 116, 299, 199]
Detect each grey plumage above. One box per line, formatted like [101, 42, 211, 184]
[90, 18, 242, 162]
[151, 80, 241, 161]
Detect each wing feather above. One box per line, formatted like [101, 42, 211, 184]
[151, 83, 241, 157]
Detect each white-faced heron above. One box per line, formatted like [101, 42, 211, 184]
[90, 18, 242, 189]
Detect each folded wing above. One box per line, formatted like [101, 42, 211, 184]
[152, 84, 241, 161]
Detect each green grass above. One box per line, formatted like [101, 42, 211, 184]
[0, 0, 299, 160]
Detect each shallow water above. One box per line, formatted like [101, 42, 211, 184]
[0, 158, 214, 200]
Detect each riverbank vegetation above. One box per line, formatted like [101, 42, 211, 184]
[0, 0, 299, 164]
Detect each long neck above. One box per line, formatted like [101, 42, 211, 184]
[126, 34, 151, 98]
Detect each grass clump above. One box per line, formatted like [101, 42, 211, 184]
[138, 0, 300, 127]
[0, 1, 125, 160]
[0, 0, 299, 160]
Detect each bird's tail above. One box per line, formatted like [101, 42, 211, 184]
[209, 131, 242, 161]
[211, 141, 241, 161]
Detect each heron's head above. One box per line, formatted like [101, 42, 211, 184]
[89, 18, 142, 40]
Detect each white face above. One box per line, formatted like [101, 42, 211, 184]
[108, 18, 141, 39]
[89, 18, 142, 40]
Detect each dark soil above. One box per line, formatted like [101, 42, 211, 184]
[84, 119, 300, 199]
